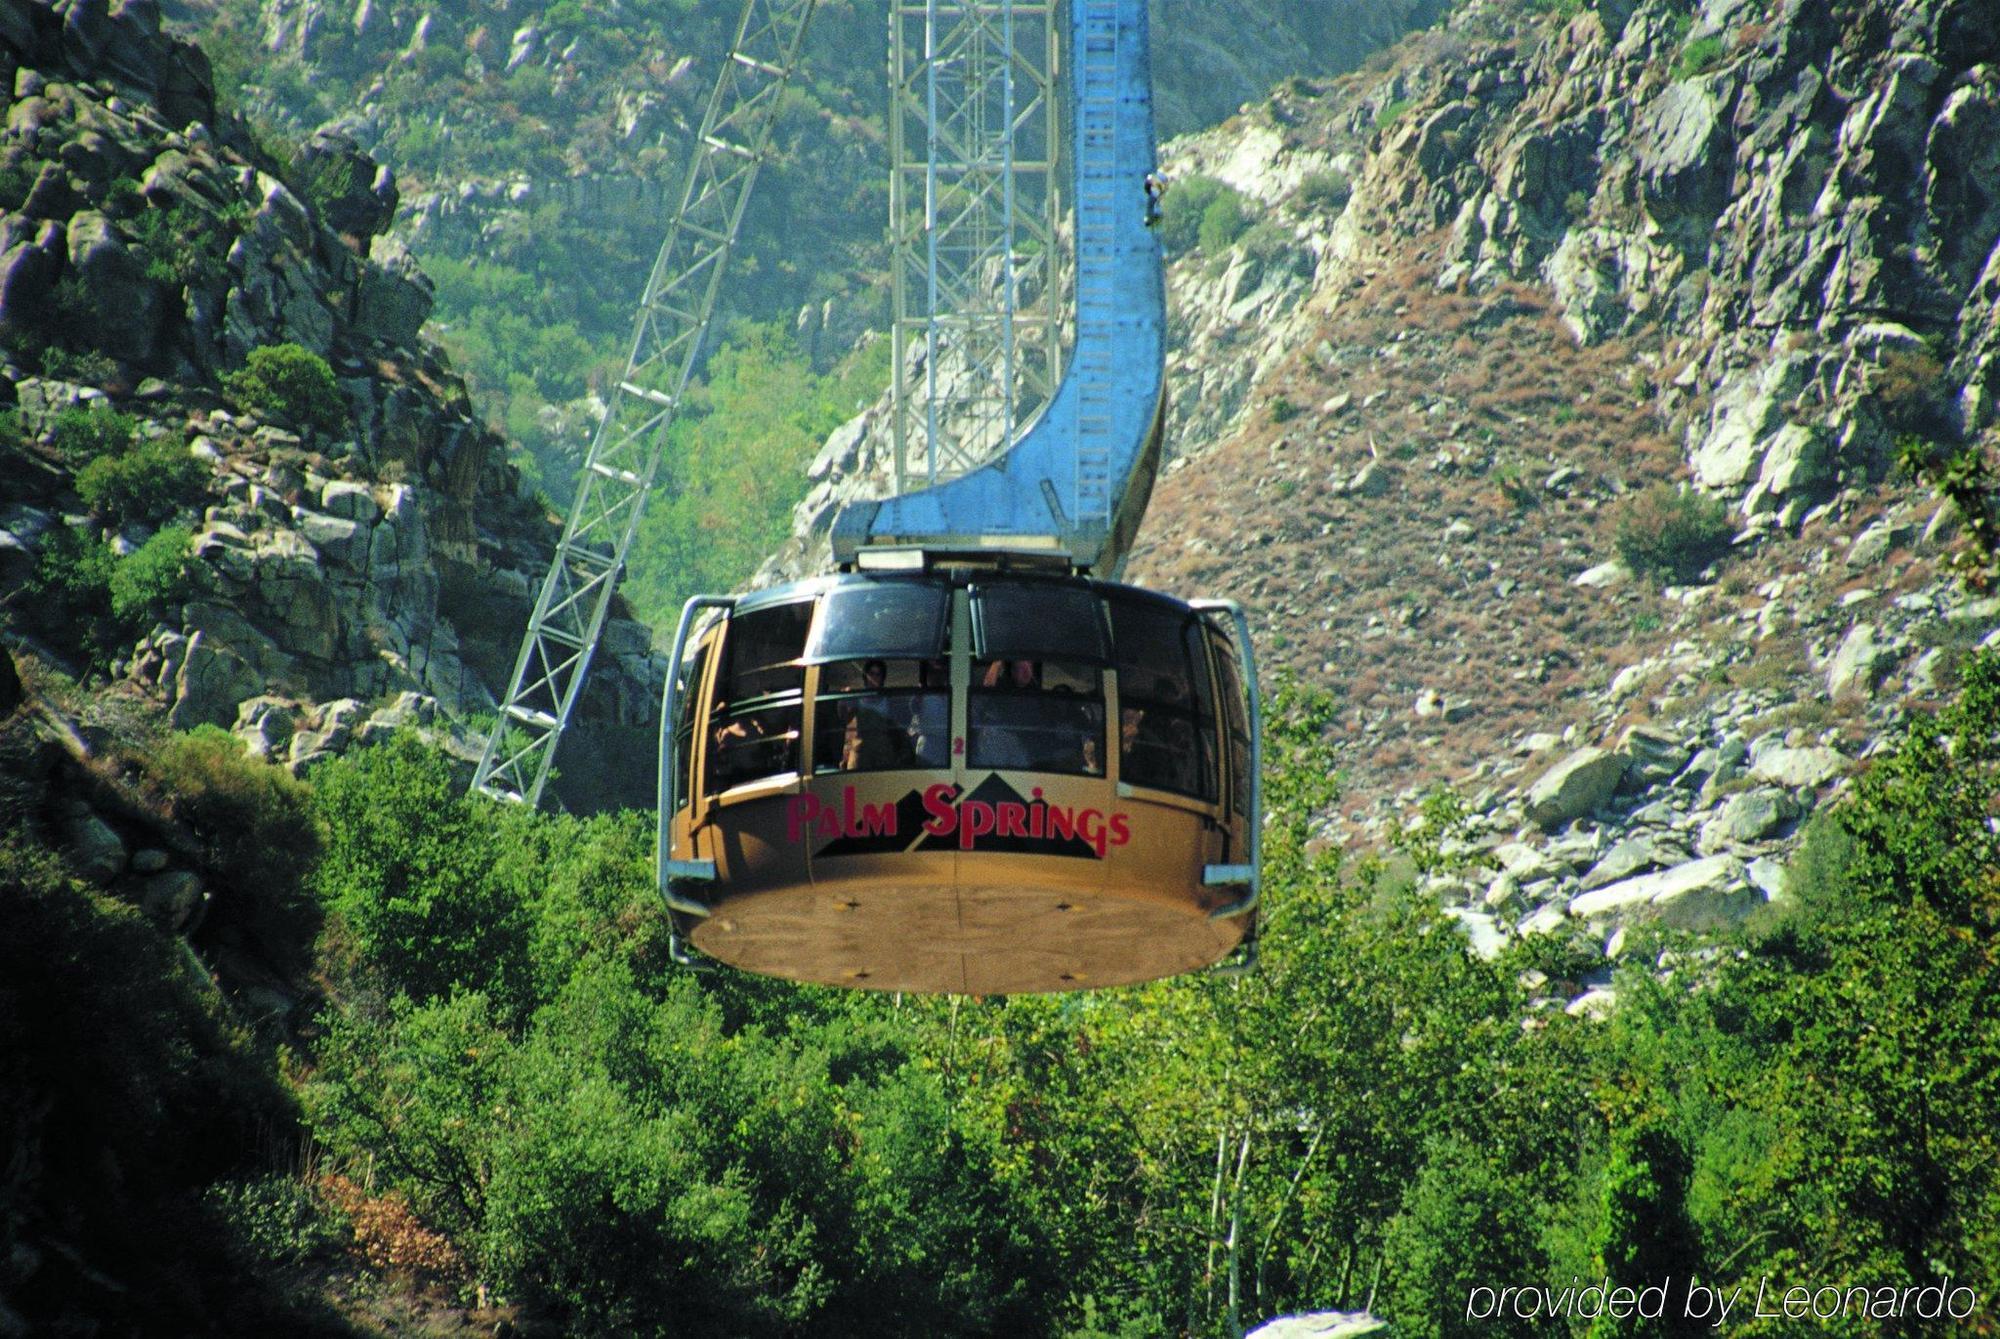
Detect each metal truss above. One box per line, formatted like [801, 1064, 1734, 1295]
[890, 0, 1064, 491]
[473, 0, 819, 807]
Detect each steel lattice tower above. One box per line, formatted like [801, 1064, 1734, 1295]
[472, 0, 819, 808]
[889, 1, 1064, 491]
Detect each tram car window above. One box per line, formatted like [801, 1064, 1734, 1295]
[969, 657, 1107, 775]
[1109, 597, 1219, 801]
[707, 601, 812, 791]
[813, 657, 951, 774]
[1209, 624, 1252, 816]
[672, 632, 717, 811]
[807, 580, 950, 662]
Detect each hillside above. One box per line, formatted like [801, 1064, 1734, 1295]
[147, 0, 1453, 524]
[776, 0, 2000, 957]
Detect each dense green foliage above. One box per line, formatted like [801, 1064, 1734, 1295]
[0, 839, 346, 1334]
[76, 439, 206, 527]
[1157, 175, 1250, 257]
[16, 658, 1999, 1332]
[281, 660, 2000, 1335]
[48, 404, 138, 461]
[146, 724, 323, 974]
[223, 343, 349, 436]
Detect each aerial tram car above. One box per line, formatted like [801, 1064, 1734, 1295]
[656, 0, 1260, 994]
[479, 0, 1260, 994]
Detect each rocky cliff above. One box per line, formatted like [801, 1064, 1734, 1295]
[0, 0, 662, 807]
[768, 0, 2000, 995]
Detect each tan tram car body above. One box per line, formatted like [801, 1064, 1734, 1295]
[659, 571, 1260, 994]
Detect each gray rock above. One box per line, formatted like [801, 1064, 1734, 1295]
[1346, 461, 1392, 498]
[1446, 908, 1506, 962]
[1746, 856, 1790, 902]
[1756, 422, 1830, 498]
[1826, 623, 1887, 698]
[1619, 725, 1690, 789]
[1570, 854, 1749, 929]
[1493, 840, 1566, 882]
[233, 695, 296, 760]
[168, 630, 262, 731]
[1846, 520, 1911, 569]
[320, 480, 381, 523]
[130, 847, 171, 874]
[1525, 746, 1628, 830]
[1698, 787, 1796, 851]
[1573, 560, 1630, 589]
[353, 238, 433, 343]
[297, 509, 365, 567]
[1516, 902, 1570, 937]
[1566, 987, 1618, 1021]
[1578, 835, 1684, 890]
[141, 870, 207, 933]
[64, 808, 127, 884]
[1750, 745, 1848, 789]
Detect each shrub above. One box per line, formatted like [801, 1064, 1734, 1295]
[202, 1176, 352, 1268]
[1611, 482, 1733, 581]
[1155, 175, 1238, 256]
[149, 724, 323, 971]
[130, 205, 229, 290]
[223, 343, 348, 435]
[1294, 169, 1351, 214]
[1197, 188, 1249, 254]
[1675, 34, 1726, 79]
[25, 527, 118, 661]
[48, 404, 138, 461]
[75, 437, 206, 525]
[1376, 98, 1416, 129]
[0, 407, 20, 452]
[39, 346, 120, 386]
[109, 525, 195, 624]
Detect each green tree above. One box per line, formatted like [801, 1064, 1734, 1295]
[309, 733, 534, 1012]
[224, 343, 349, 436]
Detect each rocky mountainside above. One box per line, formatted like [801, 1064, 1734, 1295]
[773, 0, 2000, 988]
[0, 0, 661, 808]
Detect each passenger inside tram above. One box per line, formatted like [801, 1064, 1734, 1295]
[814, 657, 949, 774]
[970, 658, 1105, 774]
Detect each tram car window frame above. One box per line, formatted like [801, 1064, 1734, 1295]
[1108, 596, 1220, 803]
[812, 656, 952, 775]
[705, 600, 813, 797]
[1207, 622, 1252, 818]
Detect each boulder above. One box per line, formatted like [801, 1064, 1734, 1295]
[352, 237, 433, 343]
[1619, 724, 1690, 789]
[1755, 422, 1830, 498]
[1826, 622, 1887, 698]
[1569, 854, 1752, 929]
[233, 694, 296, 760]
[1525, 746, 1628, 829]
[1750, 745, 1848, 788]
[167, 629, 261, 731]
[140, 868, 206, 933]
[1578, 834, 1684, 890]
[63, 807, 126, 883]
[1698, 788, 1797, 851]
[1566, 987, 1618, 1021]
[1445, 908, 1507, 962]
[321, 479, 381, 523]
[65, 209, 161, 363]
[291, 129, 398, 247]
